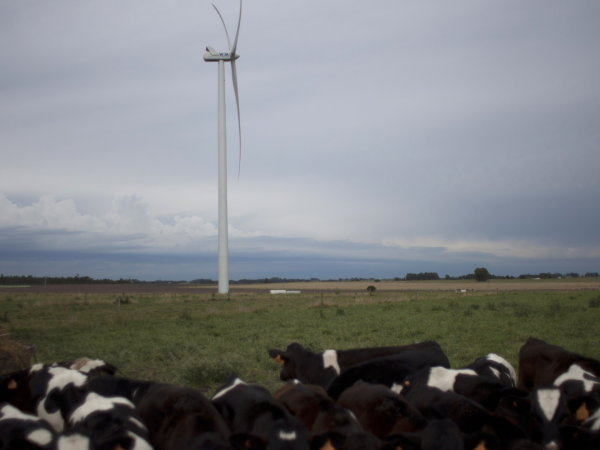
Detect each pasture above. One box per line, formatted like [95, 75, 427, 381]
[1, 281, 599, 397]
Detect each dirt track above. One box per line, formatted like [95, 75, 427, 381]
[1, 278, 598, 294]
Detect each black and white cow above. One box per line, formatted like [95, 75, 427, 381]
[326, 345, 450, 400]
[87, 375, 236, 450]
[400, 366, 515, 412]
[268, 342, 440, 388]
[553, 364, 600, 399]
[66, 391, 152, 450]
[0, 360, 116, 416]
[84, 376, 155, 406]
[496, 385, 569, 450]
[404, 385, 529, 449]
[29, 365, 88, 432]
[463, 354, 517, 388]
[212, 376, 316, 450]
[0, 402, 55, 449]
[61, 358, 117, 378]
[518, 337, 600, 391]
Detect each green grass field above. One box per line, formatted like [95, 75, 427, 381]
[2, 289, 600, 396]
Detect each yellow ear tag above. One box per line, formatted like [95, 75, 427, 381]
[320, 439, 335, 450]
[473, 442, 487, 450]
[576, 403, 590, 421]
[274, 355, 285, 364]
[7, 379, 17, 390]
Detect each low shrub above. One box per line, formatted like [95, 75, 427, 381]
[589, 297, 600, 308]
[545, 299, 562, 317]
[116, 295, 130, 304]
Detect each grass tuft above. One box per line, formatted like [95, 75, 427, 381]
[183, 360, 239, 388]
[179, 310, 192, 320]
[513, 303, 532, 318]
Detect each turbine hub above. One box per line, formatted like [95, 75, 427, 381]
[204, 46, 240, 62]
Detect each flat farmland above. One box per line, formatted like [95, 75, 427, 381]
[2, 282, 600, 397]
[227, 277, 600, 292]
[2, 277, 597, 295]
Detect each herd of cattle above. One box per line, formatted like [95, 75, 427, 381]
[0, 337, 599, 450]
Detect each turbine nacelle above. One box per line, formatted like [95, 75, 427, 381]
[203, 46, 240, 62]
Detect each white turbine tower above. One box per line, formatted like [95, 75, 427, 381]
[204, 0, 242, 294]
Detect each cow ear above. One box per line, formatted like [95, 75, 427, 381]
[384, 433, 420, 450]
[464, 432, 499, 450]
[568, 396, 599, 423]
[230, 433, 266, 450]
[309, 431, 346, 450]
[0, 371, 27, 391]
[268, 350, 289, 364]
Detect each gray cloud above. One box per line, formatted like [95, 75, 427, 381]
[1, 1, 599, 279]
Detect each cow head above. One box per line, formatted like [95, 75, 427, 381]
[496, 386, 568, 448]
[0, 368, 36, 413]
[269, 344, 315, 383]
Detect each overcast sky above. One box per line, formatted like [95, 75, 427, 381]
[1, 1, 599, 280]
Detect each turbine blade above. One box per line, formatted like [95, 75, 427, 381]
[231, 0, 242, 57]
[231, 58, 242, 178]
[212, 3, 232, 51]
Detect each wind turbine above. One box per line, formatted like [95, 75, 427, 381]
[204, 0, 242, 294]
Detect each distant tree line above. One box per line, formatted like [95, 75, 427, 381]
[1, 271, 597, 286]
[0, 274, 189, 285]
[404, 272, 441, 281]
